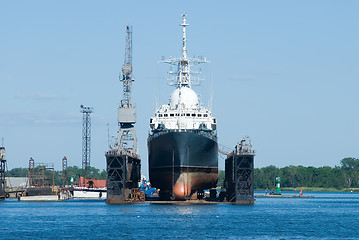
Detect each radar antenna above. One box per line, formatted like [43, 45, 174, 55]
[161, 14, 208, 89]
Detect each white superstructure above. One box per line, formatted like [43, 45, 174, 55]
[150, 14, 216, 132]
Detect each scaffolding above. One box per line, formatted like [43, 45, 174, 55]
[28, 158, 55, 188]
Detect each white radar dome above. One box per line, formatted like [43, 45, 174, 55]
[170, 87, 198, 109]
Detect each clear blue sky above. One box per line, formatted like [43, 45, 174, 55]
[1, 1, 358, 176]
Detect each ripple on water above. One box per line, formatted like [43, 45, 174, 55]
[1, 193, 359, 239]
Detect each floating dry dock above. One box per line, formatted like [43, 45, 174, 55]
[146, 194, 314, 205]
[224, 140, 255, 205]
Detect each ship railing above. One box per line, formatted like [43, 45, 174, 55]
[233, 150, 256, 156]
[149, 128, 217, 141]
[106, 148, 139, 159]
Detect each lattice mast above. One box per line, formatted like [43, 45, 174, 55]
[117, 26, 138, 154]
[81, 105, 93, 181]
[161, 14, 208, 89]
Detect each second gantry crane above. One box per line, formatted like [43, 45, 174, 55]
[106, 26, 142, 204]
[117, 26, 138, 154]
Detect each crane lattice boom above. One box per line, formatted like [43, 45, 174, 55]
[121, 26, 133, 108]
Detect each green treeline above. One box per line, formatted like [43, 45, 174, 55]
[254, 158, 359, 189]
[6, 166, 106, 186]
[217, 157, 359, 190]
[6, 157, 359, 190]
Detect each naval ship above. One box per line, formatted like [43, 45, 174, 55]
[148, 14, 218, 200]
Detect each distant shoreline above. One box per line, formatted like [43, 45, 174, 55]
[256, 187, 359, 192]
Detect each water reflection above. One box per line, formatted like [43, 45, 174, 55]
[174, 206, 196, 215]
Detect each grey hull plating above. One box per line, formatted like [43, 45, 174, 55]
[148, 131, 218, 197]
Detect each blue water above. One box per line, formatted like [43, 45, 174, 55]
[1, 192, 359, 239]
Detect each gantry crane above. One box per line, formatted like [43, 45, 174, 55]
[106, 26, 142, 204]
[117, 26, 138, 154]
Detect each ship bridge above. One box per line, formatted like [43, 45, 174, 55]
[150, 105, 216, 131]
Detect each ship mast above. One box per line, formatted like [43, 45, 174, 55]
[161, 14, 208, 89]
[179, 14, 190, 88]
[181, 14, 188, 60]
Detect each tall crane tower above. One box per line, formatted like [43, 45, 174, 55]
[117, 26, 137, 153]
[81, 105, 93, 181]
[106, 26, 142, 204]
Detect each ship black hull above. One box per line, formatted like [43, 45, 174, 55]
[148, 131, 218, 199]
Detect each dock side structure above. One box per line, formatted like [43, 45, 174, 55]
[225, 138, 255, 205]
[106, 150, 142, 204]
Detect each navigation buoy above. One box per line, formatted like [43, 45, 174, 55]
[275, 177, 281, 194]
